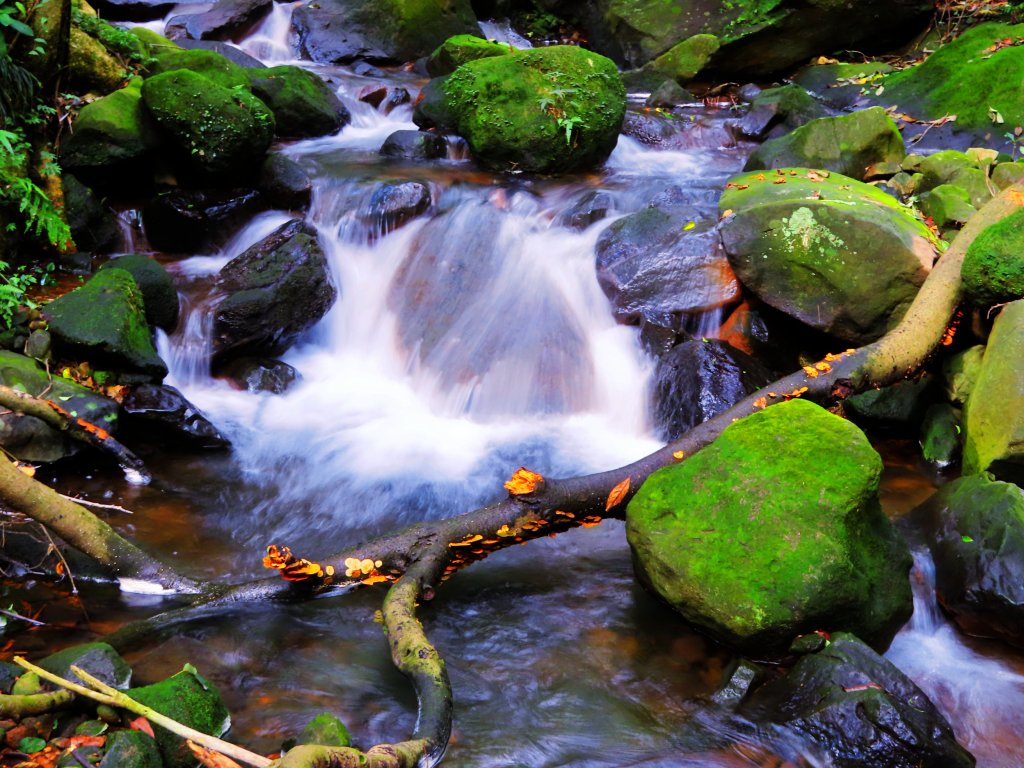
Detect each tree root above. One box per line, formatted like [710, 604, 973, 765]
[0, 688, 74, 717]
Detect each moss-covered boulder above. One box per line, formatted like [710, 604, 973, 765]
[642, 33, 719, 83]
[247, 65, 350, 138]
[718, 168, 936, 343]
[426, 34, 511, 76]
[98, 254, 179, 331]
[884, 22, 1024, 139]
[69, 25, 128, 93]
[744, 107, 906, 180]
[919, 184, 977, 228]
[915, 150, 992, 208]
[142, 69, 274, 179]
[943, 345, 985, 406]
[733, 83, 831, 141]
[0, 350, 119, 461]
[98, 730, 163, 768]
[60, 77, 160, 182]
[622, 399, 913, 659]
[962, 300, 1024, 482]
[918, 474, 1024, 646]
[144, 45, 250, 89]
[128, 667, 230, 768]
[39, 643, 132, 689]
[42, 268, 167, 381]
[626, 399, 913, 658]
[961, 207, 1024, 307]
[292, 0, 479, 64]
[442, 45, 625, 174]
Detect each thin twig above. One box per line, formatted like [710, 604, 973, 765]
[58, 494, 134, 514]
[0, 608, 46, 626]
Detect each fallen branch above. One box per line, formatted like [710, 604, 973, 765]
[0, 688, 74, 717]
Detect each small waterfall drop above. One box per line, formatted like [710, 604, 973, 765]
[239, 0, 301, 63]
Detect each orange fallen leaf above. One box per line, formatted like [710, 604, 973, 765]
[130, 716, 155, 738]
[68, 735, 105, 748]
[753, 396, 768, 409]
[605, 477, 631, 511]
[187, 740, 243, 768]
[504, 467, 543, 495]
[672, 450, 685, 460]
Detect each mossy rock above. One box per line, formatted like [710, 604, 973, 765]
[0, 348, 119, 425]
[130, 27, 180, 57]
[442, 45, 625, 174]
[411, 74, 457, 132]
[734, 83, 831, 140]
[718, 168, 936, 344]
[42, 268, 167, 380]
[128, 668, 230, 768]
[942, 344, 985, 406]
[39, 643, 131, 689]
[884, 22, 1024, 136]
[247, 65, 350, 138]
[426, 34, 512, 77]
[961, 207, 1024, 307]
[794, 61, 892, 108]
[963, 299, 1024, 482]
[98, 730, 163, 768]
[145, 46, 250, 90]
[61, 77, 160, 172]
[915, 150, 992, 208]
[918, 183, 977, 227]
[920, 403, 962, 468]
[142, 69, 274, 179]
[744, 106, 906, 180]
[69, 25, 127, 94]
[642, 33, 719, 83]
[993, 160, 1024, 189]
[298, 712, 351, 747]
[626, 399, 913, 658]
[99, 254, 179, 331]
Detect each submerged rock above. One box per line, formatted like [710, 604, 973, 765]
[121, 384, 229, 449]
[718, 168, 936, 344]
[626, 399, 913, 658]
[379, 130, 447, 160]
[212, 219, 337, 363]
[217, 356, 298, 394]
[361, 181, 432, 234]
[918, 474, 1024, 647]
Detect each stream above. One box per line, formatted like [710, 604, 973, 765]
[17, 7, 1024, 767]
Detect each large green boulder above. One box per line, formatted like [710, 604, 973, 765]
[42, 268, 167, 381]
[642, 33, 719, 83]
[145, 45, 250, 89]
[60, 77, 160, 174]
[142, 69, 274, 179]
[885, 22, 1024, 137]
[442, 45, 625, 174]
[744, 107, 906, 180]
[961, 207, 1024, 307]
[292, 0, 479, 64]
[626, 399, 913, 658]
[247, 65, 350, 138]
[39, 642, 131, 689]
[963, 300, 1024, 482]
[718, 168, 936, 343]
[128, 667, 230, 768]
[915, 150, 992, 208]
[98, 254, 179, 331]
[69, 25, 128, 94]
[918, 474, 1024, 647]
[426, 34, 511, 77]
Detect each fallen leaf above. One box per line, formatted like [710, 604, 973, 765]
[130, 717, 155, 738]
[683, 221, 696, 231]
[753, 396, 768, 409]
[68, 736, 105, 749]
[187, 740, 243, 768]
[605, 477, 631, 511]
[672, 450, 685, 460]
[504, 467, 544, 495]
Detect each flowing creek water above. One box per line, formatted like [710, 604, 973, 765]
[15, 9, 1024, 767]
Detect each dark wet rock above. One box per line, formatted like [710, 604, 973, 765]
[92, 0, 175, 22]
[732, 84, 830, 141]
[627, 399, 913, 658]
[622, 109, 737, 151]
[142, 188, 266, 253]
[292, 0, 479, 65]
[650, 336, 773, 442]
[258, 153, 312, 210]
[165, 0, 271, 41]
[43, 269, 167, 381]
[361, 181, 431, 234]
[141, 69, 274, 181]
[121, 384, 229, 449]
[942, 345, 984, 406]
[962, 300, 1024, 482]
[62, 174, 121, 255]
[99, 254, 179, 332]
[442, 45, 625, 173]
[556, 189, 617, 230]
[23, 330, 51, 361]
[744, 107, 905, 181]
[718, 169, 935, 344]
[357, 83, 411, 113]
[595, 193, 739, 332]
[794, 61, 892, 110]
[98, 730, 163, 768]
[379, 130, 447, 160]
[920, 403, 962, 468]
[844, 375, 934, 429]
[425, 33, 511, 76]
[212, 218, 337, 363]
[739, 633, 976, 768]
[412, 75, 458, 132]
[918, 474, 1024, 647]
[128, 668, 230, 768]
[247, 65, 350, 138]
[217, 356, 298, 394]
[177, 39, 266, 69]
[40, 643, 131, 690]
[644, 79, 692, 109]
[961, 207, 1024, 308]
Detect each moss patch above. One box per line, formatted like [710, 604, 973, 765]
[426, 34, 512, 77]
[962, 208, 1024, 305]
[643, 33, 720, 82]
[246, 65, 349, 138]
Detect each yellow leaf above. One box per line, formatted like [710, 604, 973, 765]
[683, 221, 696, 231]
[672, 450, 685, 460]
[720, 208, 734, 218]
[504, 467, 544, 495]
[605, 477, 631, 511]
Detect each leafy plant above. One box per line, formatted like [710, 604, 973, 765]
[0, 128, 72, 249]
[1005, 125, 1024, 159]
[0, 257, 38, 327]
[0, 0, 38, 126]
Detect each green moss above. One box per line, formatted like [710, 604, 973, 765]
[426, 34, 512, 77]
[626, 399, 912, 656]
[298, 713, 351, 747]
[145, 47, 250, 90]
[60, 77, 160, 169]
[643, 33, 719, 82]
[246, 65, 347, 138]
[68, 26, 127, 93]
[719, 0, 787, 41]
[961, 208, 1024, 306]
[884, 22, 1024, 130]
[443, 45, 625, 173]
[73, 10, 147, 62]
